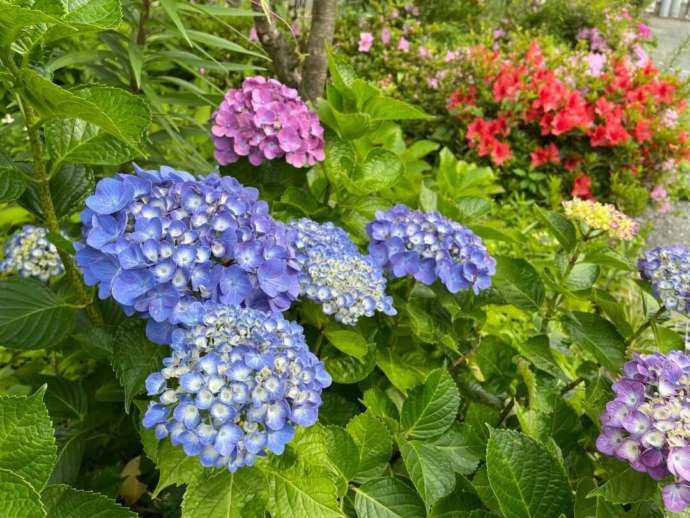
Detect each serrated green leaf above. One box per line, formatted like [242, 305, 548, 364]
[0, 278, 76, 350]
[43, 377, 87, 420]
[492, 256, 545, 312]
[363, 96, 434, 121]
[0, 169, 26, 203]
[48, 431, 85, 487]
[41, 484, 136, 517]
[564, 263, 600, 292]
[152, 441, 203, 497]
[322, 341, 376, 384]
[588, 464, 657, 505]
[21, 164, 94, 219]
[350, 149, 403, 194]
[263, 463, 344, 518]
[0, 468, 47, 517]
[430, 474, 485, 517]
[430, 423, 481, 475]
[111, 320, 167, 413]
[535, 207, 576, 251]
[324, 426, 359, 489]
[324, 330, 368, 360]
[563, 312, 626, 372]
[583, 247, 634, 272]
[401, 369, 460, 440]
[400, 439, 455, 510]
[514, 335, 566, 381]
[486, 429, 572, 518]
[575, 478, 624, 518]
[346, 412, 392, 481]
[0, 387, 57, 490]
[44, 0, 122, 41]
[354, 477, 426, 518]
[45, 118, 135, 166]
[181, 468, 266, 518]
[0, 3, 68, 49]
[376, 337, 439, 394]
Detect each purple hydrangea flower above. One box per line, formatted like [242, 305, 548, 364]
[639, 246, 690, 315]
[211, 76, 325, 169]
[142, 303, 331, 471]
[0, 225, 64, 282]
[366, 205, 496, 294]
[597, 352, 690, 513]
[287, 218, 395, 325]
[76, 165, 300, 343]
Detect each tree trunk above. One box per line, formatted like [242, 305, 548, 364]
[300, 0, 337, 102]
[251, 1, 302, 88]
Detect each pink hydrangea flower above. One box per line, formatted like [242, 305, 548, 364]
[358, 32, 374, 52]
[211, 76, 325, 168]
[638, 22, 652, 40]
[397, 37, 409, 52]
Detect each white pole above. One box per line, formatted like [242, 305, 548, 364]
[660, 0, 673, 16]
[671, 0, 683, 17]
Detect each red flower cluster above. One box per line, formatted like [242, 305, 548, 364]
[448, 39, 689, 200]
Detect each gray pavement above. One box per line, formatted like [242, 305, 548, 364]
[648, 16, 690, 75]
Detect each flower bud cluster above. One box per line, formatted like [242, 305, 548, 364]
[597, 352, 690, 513]
[639, 246, 690, 315]
[211, 77, 325, 168]
[562, 198, 638, 241]
[287, 218, 395, 325]
[75, 165, 300, 342]
[366, 204, 495, 294]
[0, 225, 64, 282]
[142, 304, 331, 471]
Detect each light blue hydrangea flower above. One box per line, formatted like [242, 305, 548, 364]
[142, 303, 331, 471]
[0, 225, 64, 282]
[366, 205, 496, 294]
[287, 218, 395, 325]
[76, 165, 300, 343]
[639, 246, 690, 315]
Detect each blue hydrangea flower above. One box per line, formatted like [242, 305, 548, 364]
[0, 225, 64, 282]
[287, 219, 395, 325]
[76, 165, 300, 343]
[597, 352, 690, 513]
[639, 246, 690, 315]
[366, 205, 496, 294]
[142, 303, 331, 471]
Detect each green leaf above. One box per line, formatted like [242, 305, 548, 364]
[48, 431, 85, 486]
[0, 169, 26, 203]
[535, 207, 576, 251]
[492, 256, 545, 312]
[19, 71, 150, 151]
[376, 337, 441, 394]
[401, 369, 461, 440]
[354, 477, 426, 518]
[327, 52, 356, 93]
[322, 341, 376, 384]
[430, 423, 481, 475]
[0, 278, 76, 350]
[564, 263, 600, 293]
[0, 386, 57, 490]
[514, 335, 565, 380]
[41, 484, 136, 518]
[430, 474, 485, 517]
[330, 105, 371, 139]
[364, 96, 434, 121]
[185, 29, 267, 59]
[350, 149, 404, 194]
[111, 320, 167, 413]
[324, 330, 368, 360]
[588, 464, 657, 504]
[0, 3, 67, 50]
[23, 164, 94, 219]
[324, 426, 359, 489]
[152, 441, 204, 497]
[0, 468, 46, 517]
[45, 118, 135, 166]
[563, 312, 626, 372]
[44, 0, 122, 41]
[473, 336, 516, 393]
[486, 429, 572, 518]
[263, 463, 344, 518]
[575, 478, 624, 518]
[181, 469, 266, 518]
[346, 412, 392, 481]
[583, 246, 634, 272]
[400, 439, 455, 509]
[43, 377, 87, 420]
[160, 0, 192, 46]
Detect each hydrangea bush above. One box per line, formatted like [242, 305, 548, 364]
[3, 5, 690, 518]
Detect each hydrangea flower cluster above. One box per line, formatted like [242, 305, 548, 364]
[0, 225, 64, 282]
[211, 76, 325, 168]
[142, 304, 331, 471]
[597, 352, 690, 513]
[75, 165, 300, 343]
[638, 246, 690, 315]
[366, 205, 496, 294]
[562, 198, 639, 241]
[287, 218, 395, 325]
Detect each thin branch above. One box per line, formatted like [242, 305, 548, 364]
[301, 0, 337, 101]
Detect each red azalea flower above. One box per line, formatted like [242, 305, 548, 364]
[564, 157, 580, 171]
[633, 120, 652, 143]
[530, 144, 560, 167]
[490, 140, 513, 166]
[572, 175, 594, 199]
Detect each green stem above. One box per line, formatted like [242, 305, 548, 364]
[627, 307, 665, 346]
[560, 376, 584, 395]
[20, 100, 103, 326]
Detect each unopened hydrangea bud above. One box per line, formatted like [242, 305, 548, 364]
[76, 166, 300, 343]
[0, 225, 64, 282]
[639, 246, 690, 315]
[142, 304, 331, 471]
[597, 352, 690, 513]
[211, 76, 325, 168]
[287, 218, 395, 324]
[562, 198, 638, 241]
[366, 205, 496, 294]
